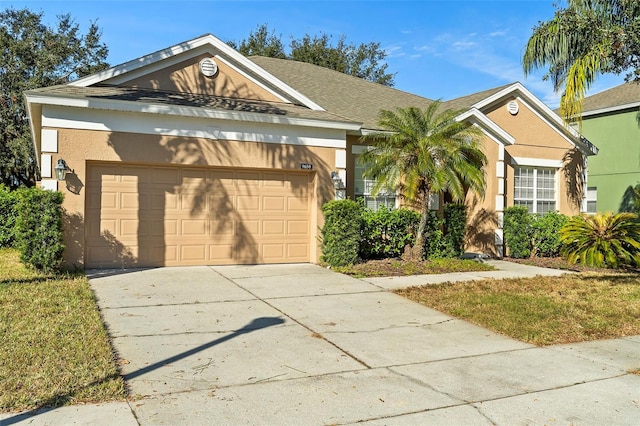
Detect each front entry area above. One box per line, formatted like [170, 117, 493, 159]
[84, 162, 314, 267]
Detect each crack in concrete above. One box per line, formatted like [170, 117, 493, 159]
[207, 267, 374, 370]
[322, 318, 456, 335]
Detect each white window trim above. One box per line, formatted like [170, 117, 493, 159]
[511, 157, 563, 168]
[513, 166, 558, 214]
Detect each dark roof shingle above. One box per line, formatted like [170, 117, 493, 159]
[250, 56, 435, 130]
[582, 81, 640, 113]
[26, 84, 355, 124]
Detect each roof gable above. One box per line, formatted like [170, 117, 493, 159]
[69, 34, 326, 111]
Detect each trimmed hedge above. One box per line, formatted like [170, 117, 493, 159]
[504, 207, 569, 258]
[320, 200, 469, 266]
[443, 203, 467, 257]
[504, 206, 533, 258]
[0, 184, 20, 247]
[531, 211, 568, 257]
[360, 206, 420, 259]
[320, 199, 362, 267]
[15, 188, 65, 272]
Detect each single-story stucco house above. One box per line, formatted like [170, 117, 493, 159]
[24, 34, 597, 269]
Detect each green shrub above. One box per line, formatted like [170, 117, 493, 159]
[504, 206, 533, 258]
[16, 188, 65, 272]
[320, 199, 362, 267]
[559, 212, 640, 268]
[531, 211, 568, 257]
[422, 211, 456, 259]
[0, 185, 20, 247]
[360, 206, 419, 259]
[443, 203, 467, 257]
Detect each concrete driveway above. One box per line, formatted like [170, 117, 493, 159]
[6, 263, 637, 425]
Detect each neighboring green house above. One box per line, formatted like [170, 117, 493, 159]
[581, 82, 640, 213]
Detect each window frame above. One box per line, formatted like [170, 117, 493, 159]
[513, 166, 558, 214]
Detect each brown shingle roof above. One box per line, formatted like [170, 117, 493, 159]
[249, 56, 435, 130]
[25, 84, 356, 125]
[582, 81, 640, 113]
[442, 84, 513, 111]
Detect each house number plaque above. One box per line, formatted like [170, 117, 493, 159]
[300, 163, 313, 170]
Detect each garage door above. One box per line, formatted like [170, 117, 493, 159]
[85, 163, 313, 267]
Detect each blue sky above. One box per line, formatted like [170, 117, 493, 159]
[4, 0, 628, 107]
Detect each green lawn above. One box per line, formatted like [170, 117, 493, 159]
[0, 248, 126, 413]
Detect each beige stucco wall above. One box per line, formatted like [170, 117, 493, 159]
[123, 54, 282, 102]
[465, 133, 500, 255]
[53, 127, 337, 268]
[486, 98, 584, 216]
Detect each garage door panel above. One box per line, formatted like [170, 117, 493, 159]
[288, 196, 309, 211]
[241, 220, 260, 235]
[288, 243, 309, 260]
[210, 220, 234, 235]
[263, 220, 285, 235]
[238, 196, 260, 212]
[181, 219, 207, 235]
[288, 220, 309, 235]
[85, 164, 313, 267]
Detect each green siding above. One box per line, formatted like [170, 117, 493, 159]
[582, 109, 640, 212]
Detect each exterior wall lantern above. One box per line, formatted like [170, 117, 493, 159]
[331, 171, 346, 200]
[54, 159, 68, 181]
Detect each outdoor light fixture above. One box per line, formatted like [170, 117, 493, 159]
[54, 159, 68, 181]
[331, 171, 345, 190]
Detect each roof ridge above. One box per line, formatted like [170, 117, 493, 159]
[249, 55, 435, 102]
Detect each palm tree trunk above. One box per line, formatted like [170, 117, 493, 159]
[411, 189, 431, 260]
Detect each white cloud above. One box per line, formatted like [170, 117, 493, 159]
[452, 41, 477, 50]
[384, 44, 406, 58]
[414, 44, 434, 53]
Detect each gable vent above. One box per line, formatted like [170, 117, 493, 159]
[199, 58, 218, 77]
[507, 100, 519, 115]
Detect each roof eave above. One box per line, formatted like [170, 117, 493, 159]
[24, 91, 360, 132]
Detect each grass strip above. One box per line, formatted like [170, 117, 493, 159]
[337, 258, 493, 277]
[0, 248, 126, 412]
[396, 272, 640, 346]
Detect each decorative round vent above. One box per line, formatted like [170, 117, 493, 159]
[199, 58, 218, 77]
[507, 100, 519, 115]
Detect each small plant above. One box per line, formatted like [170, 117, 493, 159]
[559, 212, 640, 268]
[504, 206, 533, 258]
[320, 199, 362, 267]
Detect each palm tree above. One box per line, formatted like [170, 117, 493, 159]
[523, 0, 640, 123]
[559, 211, 640, 268]
[359, 102, 487, 258]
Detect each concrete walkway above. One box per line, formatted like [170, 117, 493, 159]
[2, 261, 639, 425]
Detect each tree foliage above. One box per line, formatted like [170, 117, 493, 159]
[359, 102, 487, 258]
[0, 8, 109, 188]
[229, 24, 395, 86]
[523, 0, 640, 122]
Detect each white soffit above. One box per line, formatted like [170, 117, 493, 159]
[511, 157, 563, 168]
[41, 104, 349, 149]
